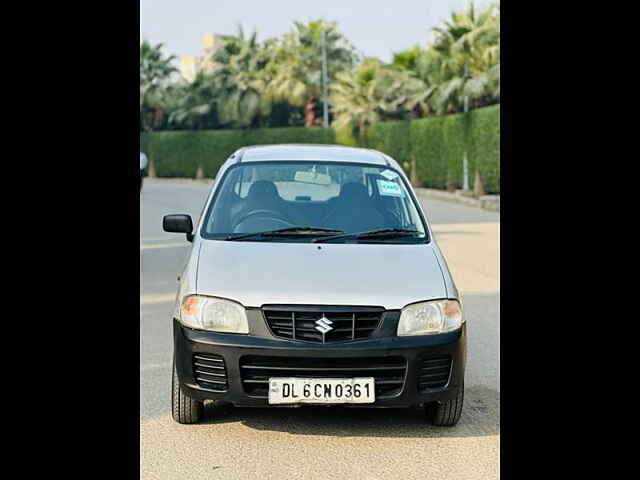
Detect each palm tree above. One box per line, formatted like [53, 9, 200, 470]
[166, 73, 220, 130]
[424, 1, 500, 114]
[331, 59, 427, 140]
[390, 2, 499, 116]
[267, 20, 357, 127]
[140, 41, 178, 131]
[391, 45, 422, 72]
[209, 27, 271, 128]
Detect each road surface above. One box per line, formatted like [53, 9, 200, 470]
[140, 180, 500, 479]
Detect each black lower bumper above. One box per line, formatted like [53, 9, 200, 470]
[174, 318, 466, 408]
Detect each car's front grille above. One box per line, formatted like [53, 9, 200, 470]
[417, 355, 452, 392]
[192, 353, 228, 392]
[262, 305, 384, 343]
[240, 355, 407, 398]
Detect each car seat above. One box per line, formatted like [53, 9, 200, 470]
[321, 182, 384, 232]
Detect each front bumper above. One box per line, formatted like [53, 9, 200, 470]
[174, 318, 466, 408]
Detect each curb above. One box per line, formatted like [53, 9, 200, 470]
[144, 177, 213, 185]
[414, 188, 500, 213]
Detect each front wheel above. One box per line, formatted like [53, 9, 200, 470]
[172, 361, 203, 424]
[425, 382, 464, 426]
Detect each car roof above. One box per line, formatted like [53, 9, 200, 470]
[237, 144, 390, 166]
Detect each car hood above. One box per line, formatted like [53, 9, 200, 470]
[196, 240, 448, 310]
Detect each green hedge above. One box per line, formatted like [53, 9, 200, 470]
[364, 104, 500, 193]
[410, 116, 448, 189]
[468, 104, 500, 193]
[140, 104, 499, 193]
[141, 126, 334, 178]
[333, 125, 359, 147]
[364, 120, 413, 173]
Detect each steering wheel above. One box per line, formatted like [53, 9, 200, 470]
[232, 209, 294, 233]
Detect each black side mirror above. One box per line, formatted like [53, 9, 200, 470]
[163, 214, 194, 242]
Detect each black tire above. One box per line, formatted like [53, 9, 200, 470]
[426, 382, 464, 426]
[172, 361, 203, 424]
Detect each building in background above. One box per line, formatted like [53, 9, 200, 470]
[179, 56, 202, 83]
[179, 33, 224, 82]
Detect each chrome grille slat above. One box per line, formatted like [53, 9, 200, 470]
[263, 306, 384, 343]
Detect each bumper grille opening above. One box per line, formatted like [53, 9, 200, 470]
[192, 353, 228, 392]
[240, 355, 407, 399]
[263, 306, 383, 343]
[417, 355, 452, 392]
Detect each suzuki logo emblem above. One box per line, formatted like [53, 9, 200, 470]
[315, 315, 333, 334]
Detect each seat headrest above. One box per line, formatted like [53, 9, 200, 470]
[339, 182, 369, 201]
[247, 180, 279, 199]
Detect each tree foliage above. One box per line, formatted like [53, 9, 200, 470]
[209, 27, 272, 128]
[266, 20, 357, 127]
[140, 2, 499, 132]
[140, 40, 178, 131]
[413, 1, 500, 114]
[331, 59, 427, 140]
[165, 72, 220, 130]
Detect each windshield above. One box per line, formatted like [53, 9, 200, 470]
[201, 161, 428, 243]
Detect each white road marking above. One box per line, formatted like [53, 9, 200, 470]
[140, 243, 189, 251]
[140, 293, 176, 305]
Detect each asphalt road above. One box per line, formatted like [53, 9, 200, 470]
[140, 179, 500, 479]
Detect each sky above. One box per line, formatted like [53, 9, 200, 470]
[140, 0, 490, 63]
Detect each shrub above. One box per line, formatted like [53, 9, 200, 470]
[140, 105, 499, 193]
[468, 104, 500, 193]
[442, 112, 470, 189]
[409, 105, 499, 193]
[142, 131, 200, 178]
[141, 126, 334, 178]
[333, 125, 359, 147]
[410, 116, 448, 189]
[365, 120, 412, 174]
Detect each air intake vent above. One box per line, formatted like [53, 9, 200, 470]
[417, 355, 452, 392]
[192, 353, 228, 392]
[262, 305, 383, 343]
[240, 355, 407, 398]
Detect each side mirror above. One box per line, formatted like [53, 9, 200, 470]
[163, 214, 194, 242]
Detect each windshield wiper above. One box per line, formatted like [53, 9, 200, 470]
[312, 228, 422, 243]
[225, 227, 344, 241]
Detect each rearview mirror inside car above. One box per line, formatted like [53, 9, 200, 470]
[294, 170, 331, 185]
[163, 214, 194, 242]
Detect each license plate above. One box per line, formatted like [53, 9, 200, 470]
[268, 377, 375, 404]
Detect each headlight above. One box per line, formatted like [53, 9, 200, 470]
[179, 295, 249, 334]
[397, 300, 463, 336]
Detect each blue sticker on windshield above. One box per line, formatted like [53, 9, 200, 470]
[377, 179, 403, 197]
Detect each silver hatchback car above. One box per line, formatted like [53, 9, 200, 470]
[163, 144, 466, 426]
